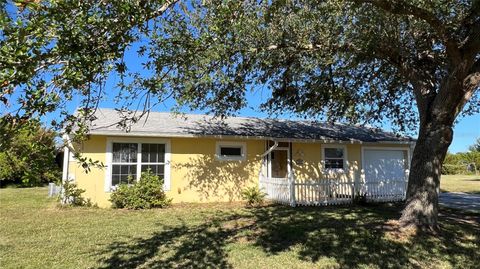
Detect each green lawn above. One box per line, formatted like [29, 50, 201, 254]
[440, 174, 480, 194]
[0, 188, 479, 269]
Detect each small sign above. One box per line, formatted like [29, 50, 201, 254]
[295, 159, 304, 166]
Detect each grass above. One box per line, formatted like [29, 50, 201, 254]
[440, 174, 480, 194]
[0, 188, 479, 269]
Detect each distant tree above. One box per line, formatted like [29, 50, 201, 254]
[469, 138, 480, 152]
[1, 1, 479, 230]
[442, 150, 480, 175]
[0, 118, 60, 186]
[460, 151, 480, 174]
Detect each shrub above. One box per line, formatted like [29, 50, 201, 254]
[110, 171, 172, 209]
[58, 180, 92, 207]
[241, 186, 267, 207]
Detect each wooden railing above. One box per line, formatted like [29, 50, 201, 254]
[259, 171, 408, 206]
[259, 177, 291, 205]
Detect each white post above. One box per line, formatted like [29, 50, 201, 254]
[404, 169, 410, 200]
[289, 171, 296, 207]
[62, 146, 70, 183]
[360, 169, 366, 198]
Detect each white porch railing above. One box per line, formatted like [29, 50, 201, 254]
[259, 177, 291, 205]
[259, 171, 408, 206]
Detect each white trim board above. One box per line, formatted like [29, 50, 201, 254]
[90, 131, 414, 145]
[215, 141, 247, 161]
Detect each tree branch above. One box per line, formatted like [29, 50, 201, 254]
[148, 0, 180, 19]
[352, 0, 461, 63]
[460, 19, 480, 59]
[465, 59, 480, 93]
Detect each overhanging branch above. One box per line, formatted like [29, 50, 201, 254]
[460, 19, 480, 58]
[352, 0, 461, 63]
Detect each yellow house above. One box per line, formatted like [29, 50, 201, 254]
[63, 109, 415, 208]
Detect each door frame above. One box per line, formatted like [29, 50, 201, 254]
[267, 146, 291, 179]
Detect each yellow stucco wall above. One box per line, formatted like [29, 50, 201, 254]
[68, 135, 411, 208]
[292, 143, 361, 182]
[68, 135, 264, 207]
[68, 136, 110, 207]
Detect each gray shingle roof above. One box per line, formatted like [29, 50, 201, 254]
[87, 108, 413, 143]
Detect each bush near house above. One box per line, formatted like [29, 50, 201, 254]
[110, 171, 172, 209]
[58, 180, 93, 207]
[241, 186, 267, 207]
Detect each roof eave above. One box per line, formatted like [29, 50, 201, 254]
[88, 130, 415, 145]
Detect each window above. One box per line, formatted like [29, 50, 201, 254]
[109, 141, 168, 189]
[216, 142, 246, 161]
[323, 146, 346, 170]
[112, 143, 137, 186]
[140, 143, 165, 179]
[220, 146, 242, 157]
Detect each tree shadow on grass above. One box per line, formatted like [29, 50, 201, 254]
[95, 211, 246, 269]
[249, 205, 411, 268]
[96, 204, 480, 268]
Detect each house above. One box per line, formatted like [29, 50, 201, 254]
[62, 108, 415, 208]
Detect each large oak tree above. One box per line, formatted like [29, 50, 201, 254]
[1, 0, 479, 230]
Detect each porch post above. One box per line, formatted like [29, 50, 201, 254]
[360, 169, 366, 197]
[289, 142, 296, 207]
[289, 171, 296, 207]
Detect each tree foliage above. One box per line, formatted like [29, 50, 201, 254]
[0, 118, 60, 186]
[469, 137, 480, 152]
[443, 138, 480, 174]
[1, 0, 479, 229]
[1, 1, 478, 133]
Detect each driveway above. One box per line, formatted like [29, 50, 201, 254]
[440, 192, 480, 212]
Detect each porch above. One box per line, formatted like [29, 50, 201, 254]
[259, 171, 409, 206]
[259, 141, 410, 206]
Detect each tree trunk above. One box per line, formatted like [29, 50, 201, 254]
[399, 119, 454, 231]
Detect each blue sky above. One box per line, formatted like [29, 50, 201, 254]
[449, 114, 480, 152]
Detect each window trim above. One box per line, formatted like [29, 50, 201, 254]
[105, 137, 171, 192]
[215, 141, 247, 161]
[321, 144, 348, 172]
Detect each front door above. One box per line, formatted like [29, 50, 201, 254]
[269, 149, 289, 178]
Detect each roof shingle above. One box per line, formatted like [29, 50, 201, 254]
[87, 108, 413, 143]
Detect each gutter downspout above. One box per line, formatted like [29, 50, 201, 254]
[258, 140, 279, 189]
[60, 134, 72, 204]
[261, 140, 278, 158]
[61, 134, 72, 184]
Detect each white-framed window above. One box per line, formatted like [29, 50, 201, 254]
[111, 143, 138, 185]
[216, 141, 246, 161]
[105, 138, 170, 192]
[322, 145, 347, 170]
